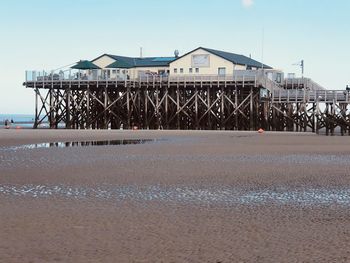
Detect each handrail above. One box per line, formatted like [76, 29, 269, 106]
[271, 89, 350, 103]
[284, 77, 326, 91]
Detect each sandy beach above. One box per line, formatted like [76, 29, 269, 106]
[0, 130, 350, 262]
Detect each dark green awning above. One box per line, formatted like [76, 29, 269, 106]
[71, 60, 100, 70]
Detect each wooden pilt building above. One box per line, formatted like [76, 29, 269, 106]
[24, 47, 350, 135]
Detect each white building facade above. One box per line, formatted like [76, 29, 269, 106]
[169, 47, 271, 76]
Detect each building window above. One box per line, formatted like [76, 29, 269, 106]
[218, 67, 226, 76]
[112, 70, 117, 74]
[180, 68, 183, 73]
[195, 68, 199, 73]
[117, 69, 120, 74]
[276, 73, 282, 83]
[174, 68, 177, 74]
[189, 68, 193, 73]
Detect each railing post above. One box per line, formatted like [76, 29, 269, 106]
[279, 89, 281, 103]
[313, 90, 316, 103]
[254, 75, 257, 87]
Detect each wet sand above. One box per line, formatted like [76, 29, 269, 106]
[0, 130, 350, 262]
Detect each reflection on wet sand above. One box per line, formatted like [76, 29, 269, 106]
[3, 139, 158, 150]
[1, 184, 350, 206]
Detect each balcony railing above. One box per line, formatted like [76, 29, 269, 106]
[25, 70, 259, 83]
[24, 69, 327, 94]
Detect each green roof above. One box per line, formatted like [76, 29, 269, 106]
[71, 60, 100, 70]
[106, 60, 133, 69]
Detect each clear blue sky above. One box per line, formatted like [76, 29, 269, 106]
[0, 0, 349, 114]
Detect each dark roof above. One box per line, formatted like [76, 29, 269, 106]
[202, 47, 272, 69]
[105, 60, 133, 69]
[71, 60, 100, 70]
[94, 54, 176, 69]
[171, 47, 272, 69]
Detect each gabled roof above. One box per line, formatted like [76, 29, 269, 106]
[93, 54, 176, 68]
[105, 60, 133, 69]
[171, 47, 272, 69]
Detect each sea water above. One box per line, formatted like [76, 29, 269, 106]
[0, 114, 48, 128]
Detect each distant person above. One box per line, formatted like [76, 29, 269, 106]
[10, 119, 14, 124]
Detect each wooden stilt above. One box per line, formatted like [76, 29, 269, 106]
[250, 87, 253, 130]
[66, 87, 71, 129]
[34, 88, 39, 128]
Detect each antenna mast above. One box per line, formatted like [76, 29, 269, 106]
[293, 60, 304, 78]
[301, 60, 304, 78]
[261, 27, 264, 70]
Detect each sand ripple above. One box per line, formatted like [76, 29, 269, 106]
[1, 148, 349, 170]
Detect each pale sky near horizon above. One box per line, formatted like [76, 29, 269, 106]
[0, 0, 349, 114]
